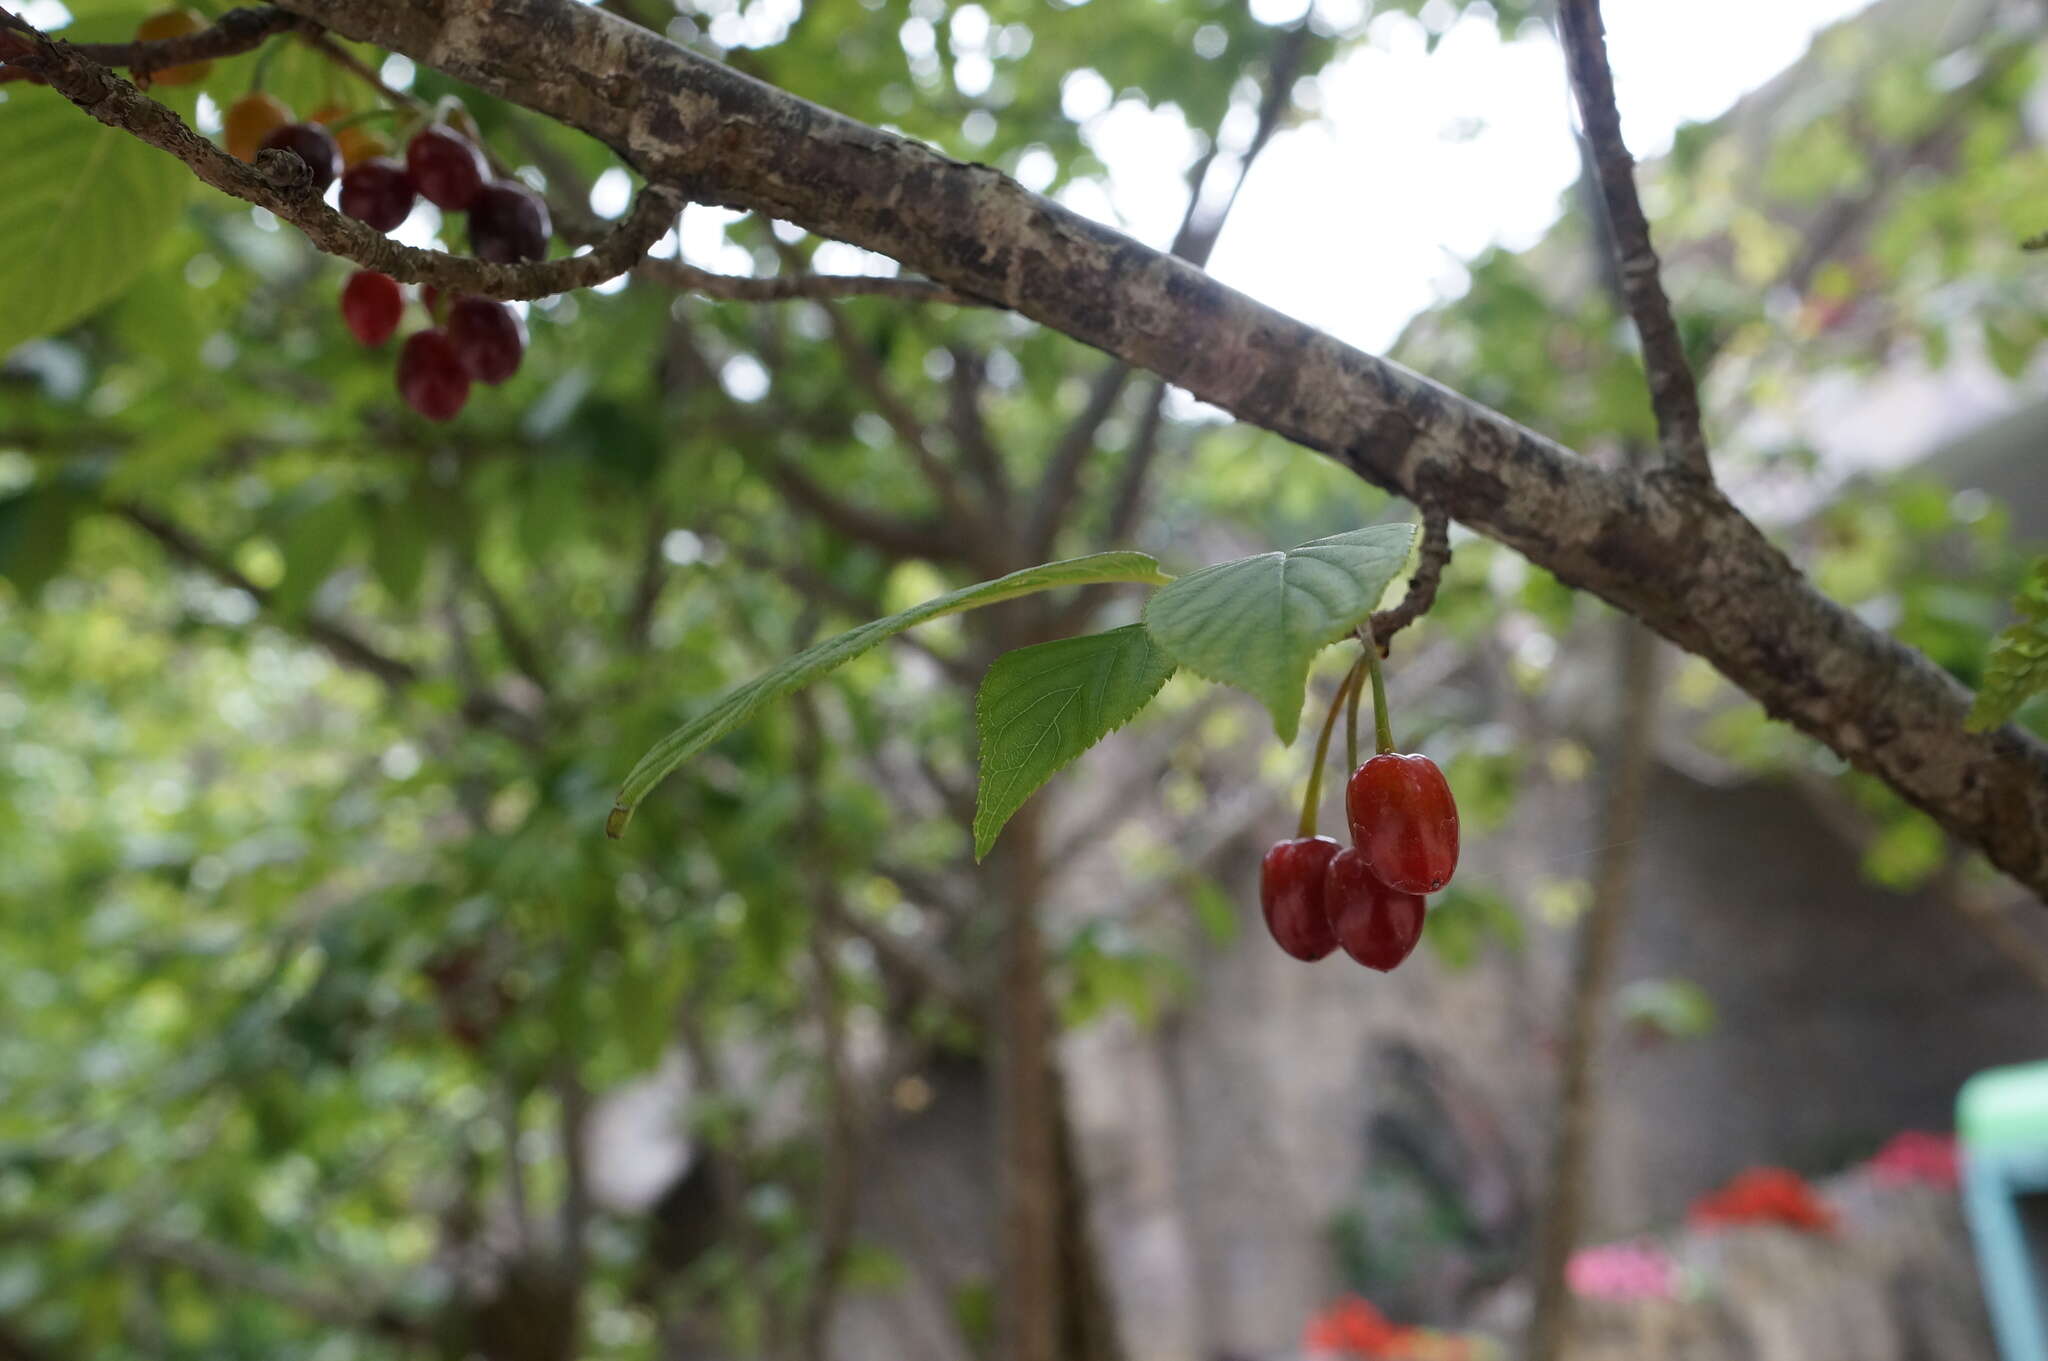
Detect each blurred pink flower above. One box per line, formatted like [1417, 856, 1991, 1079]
[1864, 1131, 1958, 1189]
[1566, 1242, 1679, 1300]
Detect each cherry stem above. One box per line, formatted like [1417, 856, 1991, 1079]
[1364, 619, 1395, 755]
[1298, 662, 1364, 840]
[323, 106, 405, 133]
[1345, 647, 1363, 772]
[246, 37, 280, 95]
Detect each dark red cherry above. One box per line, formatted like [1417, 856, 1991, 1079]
[405, 125, 489, 211]
[1259, 836, 1341, 962]
[446, 297, 527, 385]
[259, 122, 342, 193]
[1346, 752, 1459, 894]
[1325, 847, 1427, 972]
[340, 270, 403, 347]
[338, 157, 416, 232]
[397, 329, 470, 421]
[467, 180, 551, 263]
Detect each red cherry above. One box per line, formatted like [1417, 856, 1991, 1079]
[446, 297, 527, 385]
[338, 157, 416, 232]
[259, 122, 343, 193]
[405, 125, 489, 211]
[397, 329, 470, 421]
[341, 270, 403, 347]
[1325, 847, 1426, 971]
[1346, 752, 1459, 894]
[1259, 836, 1341, 961]
[420, 284, 445, 321]
[467, 180, 551, 264]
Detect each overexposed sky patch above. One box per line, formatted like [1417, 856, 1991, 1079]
[1088, 0, 1877, 355]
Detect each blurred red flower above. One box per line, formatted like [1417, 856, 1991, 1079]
[1687, 1167, 1836, 1233]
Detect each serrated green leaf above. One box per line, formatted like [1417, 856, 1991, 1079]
[609, 552, 1173, 836]
[1141, 524, 1417, 741]
[0, 85, 192, 355]
[1967, 556, 2048, 732]
[973, 625, 1175, 859]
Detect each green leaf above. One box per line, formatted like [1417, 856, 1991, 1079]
[0, 86, 191, 355]
[0, 486, 83, 597]
[973, 625, 1175, 859]
[270, 497, 356, 619]
[1967, 557, 2048, 732]
[1614, 977, 1717, 1041]
[1141, 524, 1418, 741]
[608, 551, 1173, 836]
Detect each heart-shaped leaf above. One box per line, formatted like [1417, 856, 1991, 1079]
[1142, 524, 1416, 741]
[974, 625, 1176, 860]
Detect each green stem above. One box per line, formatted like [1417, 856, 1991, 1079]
[1299, 662, 1364, 839]
[322, 106, 406, 133]
[1364, 623, 1395, 755]
[1345, 649, 1363, 772]
[246, 38, 281, 95]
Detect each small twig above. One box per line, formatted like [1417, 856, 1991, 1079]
[636, 257, 981, 305]
[12, 25, 680, 300]
[1367, 506, 1451, 651]
[1554, 0, 1712, 481]
[40, 6, 308, 80]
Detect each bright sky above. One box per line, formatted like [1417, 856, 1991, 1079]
[1080, 0, 1877, 355]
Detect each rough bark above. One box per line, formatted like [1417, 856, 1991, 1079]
[248, 0, 2048, 901]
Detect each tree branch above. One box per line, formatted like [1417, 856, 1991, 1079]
[126, 0, 2048, 900]
[117, 501, 417, 691]
[1554, 0, 1712, 480]
[637, 257, 980, 305]
[1023, 17, 1310, 562]
[1368, 505, 1451, 649]
[11, 26, 680, 301]
[24, 5, 309, 79]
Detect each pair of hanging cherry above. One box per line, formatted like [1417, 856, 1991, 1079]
[1259, 634, 1458, 972]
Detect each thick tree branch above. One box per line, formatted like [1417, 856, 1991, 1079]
[637, 258, 979, 305]
[1555, 0, 1712, 480]
[135, 0, 2048, 901]
[10, 27, 679, 301]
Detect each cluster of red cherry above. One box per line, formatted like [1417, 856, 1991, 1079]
[222, 86, 545, 421]
[1259, 648, 1458, 972]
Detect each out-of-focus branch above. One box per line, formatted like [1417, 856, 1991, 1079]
[117, 502, 415, 691]
[945, 347, 1017, 516]
[1525, 610, 1661, 1361]
[1025, 19, 1311, 562]
[117, 1231, 429, 1342]
[791, 697, 862, 1361]
[665, 322, 960, 561]
[1555, 0, 1711, 481]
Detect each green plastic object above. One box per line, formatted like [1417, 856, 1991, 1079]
[1958, 1061, 2048, 1361]
[1961, 1061, 2048, 1152]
